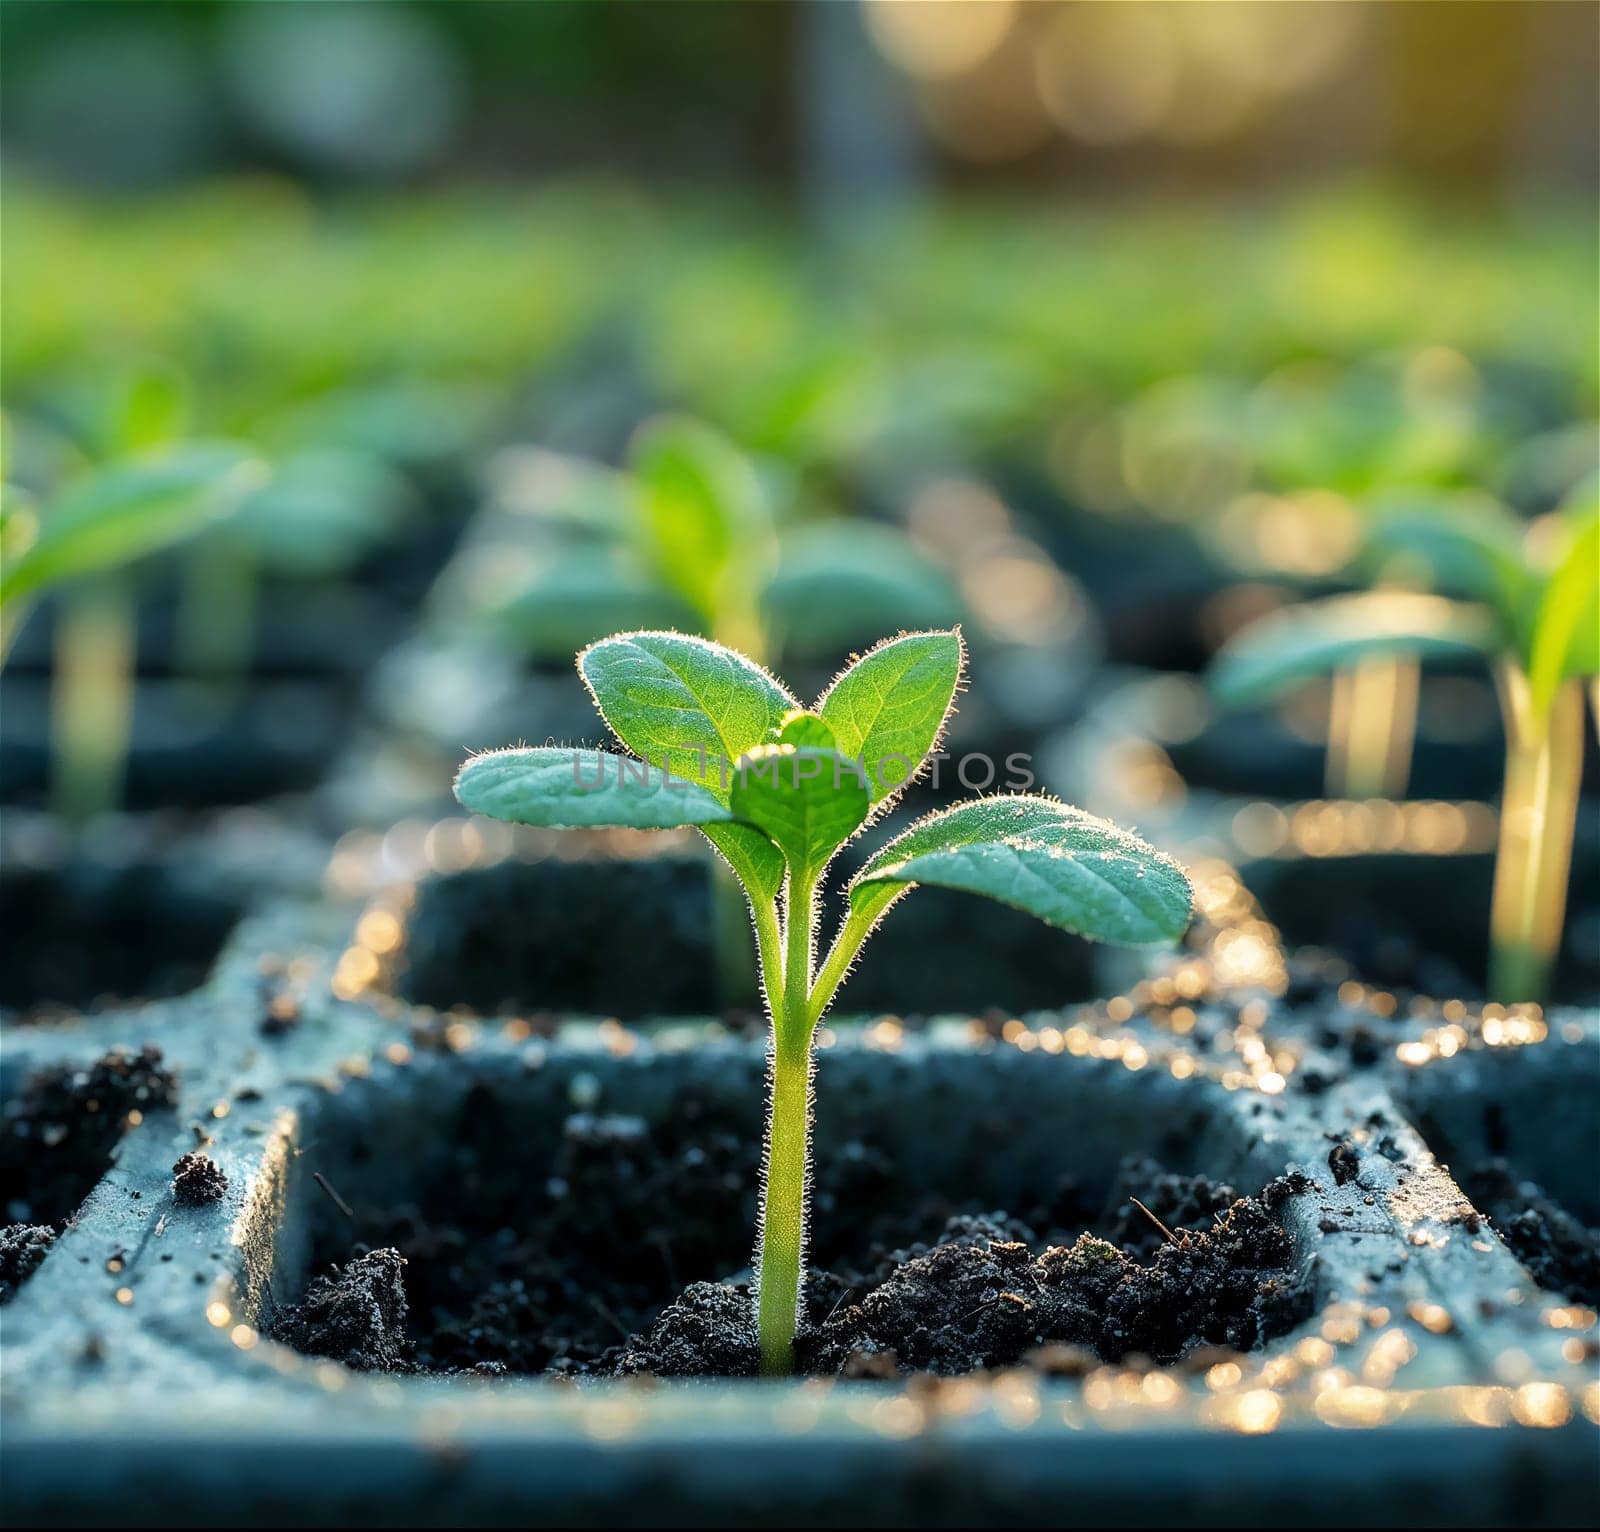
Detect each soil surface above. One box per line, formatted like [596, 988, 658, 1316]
[1463, 1160, 1600, 1306]
[0, 1045, 180, 1302]
[269, 1090, 1314, 1378]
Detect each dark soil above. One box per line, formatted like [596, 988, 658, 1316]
[0, 1222, 56, 1302]
[0, 1045, 179, 1302]
[1, 1046, 180, 1224]
[273, 1249, 413, 1372]
[171, 1152, 228, 1207]
[268, 1090, 1313, 1379]
[623, 1182, 1308, 1378]
[1463, 1160, 1600, 1306]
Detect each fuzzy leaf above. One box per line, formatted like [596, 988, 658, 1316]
[701, 821, 786, 902]
[818, 629, 964, 806]
[454, 745, 731, 830]
[0, 443, 265, 608]
[773, 709, 838, 750]
[1209, 591, 1497, 709]
[578, 630, 797, 803]
[850, 796, 1192, 947]
[730, 745, 870, 882]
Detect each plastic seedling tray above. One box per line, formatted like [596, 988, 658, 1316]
[2, 837, 1596, 1528]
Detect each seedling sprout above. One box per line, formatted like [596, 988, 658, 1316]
[1209, 488, 1599, 1003]
[455, 627, 1192, 1374]
[0, 434, 266, 823]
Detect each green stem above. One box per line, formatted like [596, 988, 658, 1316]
[755, 874, 816, 1376]
[1488, 665, 1584, 1003]
[750, 894, 783, 1013]
[1326, 654, 1418, 800]
[757, 1024, 813, 1376]
[53, 577, 136, 826]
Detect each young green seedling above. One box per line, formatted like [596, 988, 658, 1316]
[471, 416, 960, 1008]
[455, 628, 1193, 1375]
[0, 435, 265, 822]
[1209, 489, 1599, 1003]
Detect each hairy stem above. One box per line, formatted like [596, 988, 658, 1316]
[750, 894, 783, 1013]
[755, 874, 817, 1376]
[53, 577, 135, 826]
[1489, 665, 1584, 1002]
[756, 1024, 812, 1376]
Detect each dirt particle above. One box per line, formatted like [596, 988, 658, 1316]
[1327, 1141, 1361, 1187]
[268, 1248, 411, 1372]
[0, 1223, 57, 1302]
[171, 1153, 228, 1207]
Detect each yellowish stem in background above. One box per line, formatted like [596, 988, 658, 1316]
[1488, 664, 1584, 1002]
[53, 578, 136, 826]
[1326, 654, 1419, 800]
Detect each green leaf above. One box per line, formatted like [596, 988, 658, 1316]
[631, 416, 774, 634]
[1363, 494, 1532, 621]
[474, 546, 697, 662]
[1528, 503, 1600, 716]
[228, 448, 411, 577]
[454, 745, 732, 830]
[270, 380, 490, 467]
[488, 447, 637, 536]
[104, 362, 190, 457]
[47, 359, 190, 461]
[773, 708, 838, 750]
[0, 443, 266, 608]
[702, 821, 786, 903]
[730, 745, 870, 882]
[850, 796, 1192, 947]
[819, 629, 964, 806]
[578, 629, 797, 803]
[762, 523, 960, 657]
[1209, 591, 1498, 710]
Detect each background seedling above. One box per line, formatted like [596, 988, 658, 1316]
[173, 440, 413, 693]
[0, 399, 265, 823]
[1209, 487, 1599, 1002]
[456, 627, 1192, 1374]
[472, 415, 960, 667]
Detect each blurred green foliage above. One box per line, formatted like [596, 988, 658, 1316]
[5, 183, 1594, 459]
